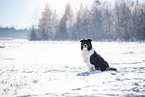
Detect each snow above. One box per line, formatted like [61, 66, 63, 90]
[0, 40, 145, 97]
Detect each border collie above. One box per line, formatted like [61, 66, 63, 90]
[80, 39, 117, 72]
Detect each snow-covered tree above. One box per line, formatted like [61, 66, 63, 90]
[29, 26, 38, 40]
[83, 7, 92, 38]
[91, 0, 103, 40]
[39, 3, 57, 40]
[75, 3, 85, 39]
[31, 0, 145, 41]
[51, 10, 58, 40]
[55, 3, 73, 40]
[132, 2, 145, 40]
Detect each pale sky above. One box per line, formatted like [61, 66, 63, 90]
[0, 0, 94, 29]
[0, 0, 144, 29]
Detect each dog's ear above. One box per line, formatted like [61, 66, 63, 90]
[80, 39, 84, 42]
[88, 38, 92, 42]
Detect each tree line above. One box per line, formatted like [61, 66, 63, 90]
[0, 27, 28, 39]
[30, 0, 145, 41]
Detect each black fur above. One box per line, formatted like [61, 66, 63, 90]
[90, 51, 109, 71]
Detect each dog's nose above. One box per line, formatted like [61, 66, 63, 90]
[84, 44, 87, 47]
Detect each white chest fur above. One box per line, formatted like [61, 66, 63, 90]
[81, 49, 95, 71]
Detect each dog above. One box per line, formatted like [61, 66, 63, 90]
[80, 39, 117, 72]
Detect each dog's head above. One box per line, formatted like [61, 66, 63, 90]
[80, 39, 92, 51]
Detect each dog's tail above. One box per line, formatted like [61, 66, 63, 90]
[107, 67, 117, 71]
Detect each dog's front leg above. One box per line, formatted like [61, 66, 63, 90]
[87, 64, 95, 72]
[87, 64, 91, 72]
[91, 64, 96, 71]
[87, 64, 96, 72]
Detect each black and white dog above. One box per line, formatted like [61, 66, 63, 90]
[80, 39, 117, 72]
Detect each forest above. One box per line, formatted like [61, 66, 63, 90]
[0, 27, 28, 39]
[30, 0, 145, 41]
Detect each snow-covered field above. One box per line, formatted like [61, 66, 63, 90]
[0, 40, 145, 97]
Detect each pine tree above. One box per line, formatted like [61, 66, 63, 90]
[39, 4, 53, 40]
[76, 3, 85, 39]
[56, 3, 73, 40]
[29, 26, 38, 40]
[91, 0, 103, 40]
[83, 7, 92, 38]
[51, 10, 58, 40]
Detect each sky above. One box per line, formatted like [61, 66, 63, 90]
[0, 0, 94, 29]
[0, 0, 144, 29]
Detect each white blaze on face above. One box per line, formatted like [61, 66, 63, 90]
[83, 44, 88, 49]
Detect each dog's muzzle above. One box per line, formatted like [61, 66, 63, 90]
[83, 44, 87, 48]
